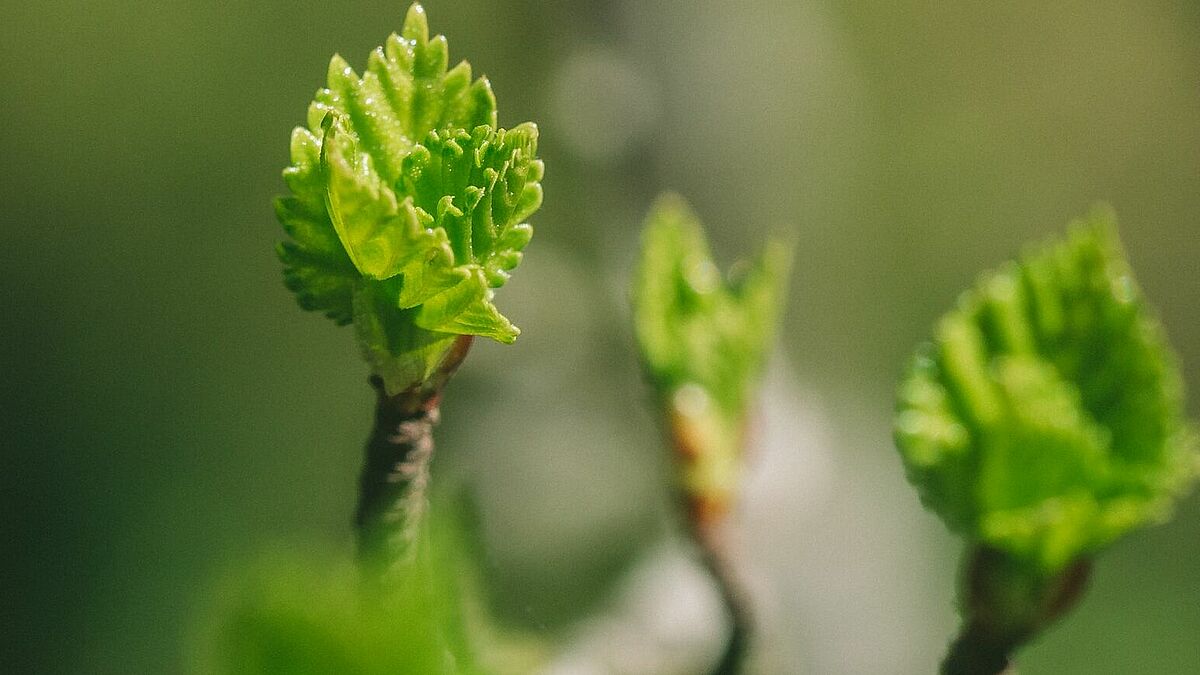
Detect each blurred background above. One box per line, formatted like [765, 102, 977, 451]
[4, 0, 1200, 672]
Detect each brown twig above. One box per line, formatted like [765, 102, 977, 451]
[688, 500, 754, 675]
[354, 336, 473, 586]
[941, 547, 1091, 675]
[941, 621, 1016, 675]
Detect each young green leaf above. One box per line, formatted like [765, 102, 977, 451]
[276, 3, 543, 394]
[633, 194, 792, 510]
[895, 209, 1196, 572]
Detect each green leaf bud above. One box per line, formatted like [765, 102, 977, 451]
[276, 3, 542, 394]
[633, 194, 792, 515]
[895, 209, 1196, 572]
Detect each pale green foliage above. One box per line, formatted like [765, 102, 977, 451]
[203, 561, 457, 675]
[196, 504, 489, 675]
[895, 209, 1196, 571]
[632, 194, 791, 502]
[276, 3, 542, 393]
[634, 195, 791, 417]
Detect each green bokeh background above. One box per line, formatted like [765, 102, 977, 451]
[4, 0, 1199, 672]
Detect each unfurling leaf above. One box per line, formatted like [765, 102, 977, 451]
[276, 3, 542, 393]
[895, 209, 1196, 572]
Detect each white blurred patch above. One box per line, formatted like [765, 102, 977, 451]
[541, 356, 949, 674]
[542, 541, 723, 675]
[741, 357, 951, 674]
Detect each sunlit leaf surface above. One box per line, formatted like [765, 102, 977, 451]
[277, 3, 542, 392]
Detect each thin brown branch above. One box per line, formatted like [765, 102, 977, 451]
[354, 336, 473, 586]
[941, 547, 1091, 675]
[689, 498, 754, 675]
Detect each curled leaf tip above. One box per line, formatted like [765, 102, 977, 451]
[403, 3, 428, 42]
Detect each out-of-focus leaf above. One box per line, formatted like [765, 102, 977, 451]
[895, 208, 1196, 571]
[195, 496, 498, 675]
[632, 194, 792, 505]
